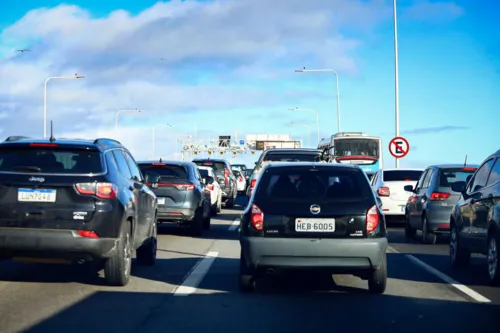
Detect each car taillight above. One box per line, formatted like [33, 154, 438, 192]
[430, 192, 451, 201]
[207, 184, 214, 190]
[366, 205, 379, 233]
[75, 182, 118, 199]
[239, 176, 244, 182]
[462, 167, 476, 171]
[77, 230, 99, 238]
[250, 204, 264, 231]
[224, 169, 229, 185]
[249, 179, 257, 195]
[378, 187, 390, 197]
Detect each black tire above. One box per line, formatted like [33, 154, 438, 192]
[210, 202, 218, 216]
[368, 255, 387, 294]
[190, 207, 203, 236]
[104, 220, 132, 286]
[225, 196, 234, 209]
[203, 201, 211, 230]
[136, 219, 157, 266]
[421, 216, 437, 245]
[487, 232, 500, 285]
[450, 223, 470, 268]
[239, 249, 256, 293]
[404, 213, 416, 239]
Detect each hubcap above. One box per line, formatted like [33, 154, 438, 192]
[488, 237, 498, 280]
[123, 232, 131, 276]
[450, 228, 457, 261]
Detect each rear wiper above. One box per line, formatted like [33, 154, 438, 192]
[10, 166, 42, 173]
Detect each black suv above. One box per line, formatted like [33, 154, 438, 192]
[138, 160, 211, 236]
[449, 150, 500, 284]
[193, 158, 237, 208]
[0, 136, 158, 286]
[239, 162, 388, 293]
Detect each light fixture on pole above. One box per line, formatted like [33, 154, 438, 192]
[288, 122, 311, 148]
[115, 109, 143, 130]
[288, 107, 320, 144]
[152, 124, 172, 159]
[43, 73, 85, 138]
[294, 67, 341, 133]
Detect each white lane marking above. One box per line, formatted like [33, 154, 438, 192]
[387, 246, 491, 303]
[228, 218, 240, 231]
[173, 251, 219, 296]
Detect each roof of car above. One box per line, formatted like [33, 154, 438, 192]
[430, 164, 480, 169]
[192, 158, 227, 163]
[263, 162, 359, 169]
[264, 148, 322, 154]
[0, 137, 123, 151]
[382, 168, 424, 171]
[137, 160, 193, 167]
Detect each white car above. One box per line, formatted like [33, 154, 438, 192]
[371, 168, 424, 221]
[197, 166, 222, 215]
[233, 169, 247, 193]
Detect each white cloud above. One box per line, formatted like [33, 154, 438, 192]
[0, 0, 390, 160]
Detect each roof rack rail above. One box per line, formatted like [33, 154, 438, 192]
[93, 138, 123, 149]
[4, 136, 31, 142]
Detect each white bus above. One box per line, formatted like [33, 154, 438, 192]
[317, 132, 383, 174]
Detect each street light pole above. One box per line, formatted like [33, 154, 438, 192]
[294, 68, 341, 133]
[152, 124, 172, 159]
[43, 74, 85, 138]
[289, 122, 311, 147]
[115, 109, 143, 130]
[288, 107, 320, 145]
[393, 0, 401, 168]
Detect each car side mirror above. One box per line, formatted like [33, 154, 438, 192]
[206, 176, 214, 184]
[404, 185, 414, 192]
[145, 172, 160, 189]
[451, 181, 466, 194]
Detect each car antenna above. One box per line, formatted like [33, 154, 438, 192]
[464, 154, 468, 168]
[49, 121, 56, 142]
[159, 157, 162, 163]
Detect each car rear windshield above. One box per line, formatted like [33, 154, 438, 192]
[198, 169, 209, 178]
[383, 170, 422, 182]
[439, 168, 477, 187]
[255, 166, 373, 203]
[0, 146, 103, 174]
[193, 161, 226, 175]
[263, 153, 321, 162]
[139, 164, 188, 182]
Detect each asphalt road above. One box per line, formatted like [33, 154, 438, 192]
[0, 202, 498, 333]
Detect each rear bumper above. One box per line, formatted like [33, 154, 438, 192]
[0, 227, 118, 260]
[380, 197, 407, 216]
[426, 207, 452, 233]
[157, 207, 195, 221]
[240, 236, 388, 271]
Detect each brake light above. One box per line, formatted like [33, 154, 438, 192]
[75, 182, 118, 199]
[366, 205, 379, 233]
[224, 169, 229, 185]
[207, 184, 214, 190]
[156, 183, 194, 191]
[249, 179, 257, 195]
[378, 187, 390, 197]
[29, 143, 58, 147]
[430, 192, 451, 201]
[77, 230, 99, 238]
[239, 176, 244, 182]
[203, 162, 213, 165]
[250, 204, 264, 231]
[152, 163, 166, 166]
[462, 167, 477, 171]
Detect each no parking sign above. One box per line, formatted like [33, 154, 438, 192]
[389, 137, 409, 159]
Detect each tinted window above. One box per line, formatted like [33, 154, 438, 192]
[0, 146, 103, 174]
[198, 169, 209, 178]
[439, 168, 477, 187]
[193, 161, 226, 176]
[470, 159, 494, 192]
[112, 150, 132, 178]
[139, 164, 188, 182]
[486, 159, 500, 187]
[263, 153, 321, 162]
[383, 170, 422, 182]
[124, 152, 143, 181]
[334, 139, 379, 158]
[255, 167, 372, 203]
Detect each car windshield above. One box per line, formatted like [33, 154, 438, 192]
[334, 138, 379, 157]
[263, 153, 320, 162]
[0, 146, 103, 174]
[255, 166, 372, 203]
[439, 168, 477, 188]
[193, 161, 226, 176]
[198, 169, 209, 178]
[383, 170, 422, 182]
[139, 164, 188, 182]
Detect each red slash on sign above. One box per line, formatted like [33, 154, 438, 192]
[389, 136, 409, 159]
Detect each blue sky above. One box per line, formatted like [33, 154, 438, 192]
[0, 0, 498, 167]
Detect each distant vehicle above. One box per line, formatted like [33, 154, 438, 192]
[449, 150, 500, 285]
[138, 160, 211, 235]
[246, 148, 323, 196]
[0, 136, 158, 286]
[404, 164, 478, 244]
[239, 162, 388, 293]
[370, 168, 424, 223]
[233, 169, 247, 194]
[197, 165, 223, 215]
[192, 158, 238, 208]
[318, 132, 382, 173]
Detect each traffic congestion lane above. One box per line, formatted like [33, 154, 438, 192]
[0, 209, 241, 333]
[388, 228, 500, 305]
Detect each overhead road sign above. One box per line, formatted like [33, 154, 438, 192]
[389, 136, 409, 159]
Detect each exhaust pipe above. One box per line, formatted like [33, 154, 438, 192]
[266, 267, 275, 275]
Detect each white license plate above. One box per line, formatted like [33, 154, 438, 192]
[18, 188, 56, 203]
[400, 205, 405, 212]
[295, 218, 335, 232]
[157, 198, 165, 205]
